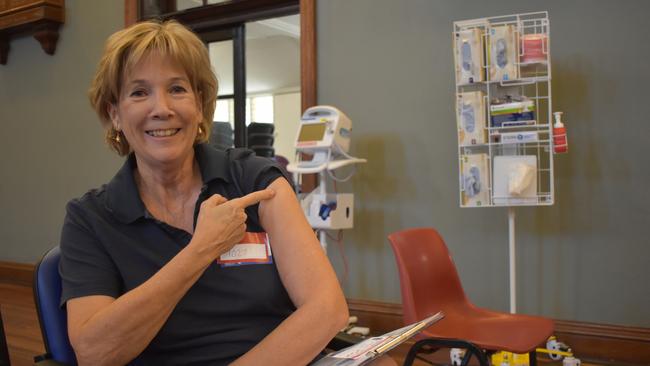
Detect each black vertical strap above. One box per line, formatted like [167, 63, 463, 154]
[233, 24, 247, 148]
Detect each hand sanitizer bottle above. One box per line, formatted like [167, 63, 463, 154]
[553, 112, 568, 154]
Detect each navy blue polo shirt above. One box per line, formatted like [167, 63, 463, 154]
[59, 144, 295, 365]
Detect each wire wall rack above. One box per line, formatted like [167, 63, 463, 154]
[454, 11, 554, 208]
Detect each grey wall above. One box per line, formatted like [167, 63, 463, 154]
[1, 0, 649, 329]
[0, 1, 124, 262]
[318, 0, 650, 327]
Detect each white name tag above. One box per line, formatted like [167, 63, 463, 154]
[217, 232, 272, 266]
[220, 243, 267, 261]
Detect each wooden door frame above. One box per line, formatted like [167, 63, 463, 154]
[124, 0, 316, 113]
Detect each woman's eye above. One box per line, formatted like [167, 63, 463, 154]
[170, 85, 188, 94]
[129, 89, 147, 97]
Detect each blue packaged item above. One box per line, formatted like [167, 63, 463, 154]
[490, 111, 535, 127]
[490, 99, 535, 127]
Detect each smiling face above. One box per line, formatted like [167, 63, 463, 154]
[108, 54, 203, 170]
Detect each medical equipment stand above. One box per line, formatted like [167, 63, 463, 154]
[451, 13, 577, 364]
[317, 172, 327, 250]
[454, 11, 554, 314]
[508, 207, 516, 313]
[289, 157, 366, 253]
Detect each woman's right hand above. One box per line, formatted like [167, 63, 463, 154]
[66, 190, 274, 366]
[190, 189, 276, 259]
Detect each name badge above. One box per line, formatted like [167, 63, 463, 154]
[217, 232, 273, 267]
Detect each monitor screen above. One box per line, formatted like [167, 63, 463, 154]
[298, 122, 327, 142]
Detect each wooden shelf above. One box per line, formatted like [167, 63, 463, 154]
[0, 0, 65, 65]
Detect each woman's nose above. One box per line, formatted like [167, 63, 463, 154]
[150, 91, 173, 119]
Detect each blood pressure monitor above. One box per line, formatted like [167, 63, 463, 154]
[295, 106, 352, 154]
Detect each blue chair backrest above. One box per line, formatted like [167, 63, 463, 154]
[0, 307, 10, 366]
[34, 246, 77, 365]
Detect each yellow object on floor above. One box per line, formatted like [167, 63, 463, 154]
[491, 351, 530, 366]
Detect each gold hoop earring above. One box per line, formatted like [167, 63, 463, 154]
[113, 129, 121, 143]
[196, 125, 205, 141]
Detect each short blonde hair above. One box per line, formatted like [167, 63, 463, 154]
[89, 20, 218, 156]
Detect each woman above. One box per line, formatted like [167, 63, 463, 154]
[59, 20, 353, 365]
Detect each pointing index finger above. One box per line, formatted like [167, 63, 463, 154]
[231, 189, 276, 208]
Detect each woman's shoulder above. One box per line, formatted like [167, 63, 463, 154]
[197, 144, 292, 202]
[227, 149, 289, 192]
[65, 185, 110, 220]
[68, 185, 108, 205]
[227, 147, 277, 171]
[198, 144, 284, 187]
[200, 143, 270, 164]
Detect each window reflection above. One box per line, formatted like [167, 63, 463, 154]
[207, 14, 300, 160]
[213, 96, 274, 126]
[214, 99, 231, 123]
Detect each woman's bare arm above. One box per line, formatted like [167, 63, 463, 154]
[232, 178, 349, 366]
[67, 246, 213, 366]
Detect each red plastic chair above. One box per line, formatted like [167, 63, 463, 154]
[388, 228, 554, 366]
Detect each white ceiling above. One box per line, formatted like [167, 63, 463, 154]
[248, 15, 300, 39]
[176, 1, 300, 39]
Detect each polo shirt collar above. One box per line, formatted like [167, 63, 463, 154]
[105, 144, 231, 224]
[194, 143, 231, 185]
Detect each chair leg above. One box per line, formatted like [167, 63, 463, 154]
[402, 338, 489, 366]
[529, 350, 537, 366]
[460, 349, 473, 366]
[403, 339, 428, 366]
[414, 355, 436, 365]
[460, 342, 489, 366]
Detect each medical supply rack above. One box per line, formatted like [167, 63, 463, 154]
[453, 12, 554, 313]
[454, 11, 554, 208]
